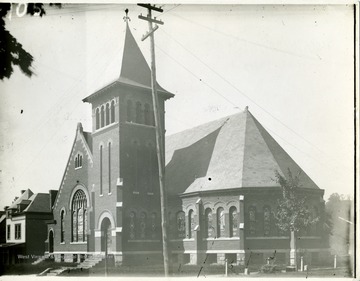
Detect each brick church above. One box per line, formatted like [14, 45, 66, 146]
[47, 23, 329, 267]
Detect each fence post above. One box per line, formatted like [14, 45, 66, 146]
[334, 255, 337, 269]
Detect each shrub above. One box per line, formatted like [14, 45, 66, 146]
[260, 264, 281, 273]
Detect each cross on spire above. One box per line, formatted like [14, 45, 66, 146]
[123, 8, 130, 22]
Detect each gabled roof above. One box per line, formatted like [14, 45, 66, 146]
[8, 189, 33, 209]
[165, 108, 319, 196]
[53, 123, 92, 210]
[83, 23, 174, 103]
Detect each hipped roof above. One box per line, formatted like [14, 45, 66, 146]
[165, 109, 319, 196]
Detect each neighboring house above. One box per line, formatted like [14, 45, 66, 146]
[47, 22, 329, 267]
[0, 189, 56, 265]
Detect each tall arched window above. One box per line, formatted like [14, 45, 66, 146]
[110, 100, 115, 123]
[105, 103, 110, 126]
[84, 210, 88, 241]
[136, 102, 142, 124]
[95, 108, 100, 130]
[229, 206, 238, 237]
[100, 105, 105, 128]
[217, 207, 225, 237]
[100, 145, 103, 195]
[140, 212, 147, 239]
[129, 212, 136, 240]
[71, 189, 87, 242]
[60, 210, 65, 243]
[263, 206, 271, 236]
[132, 140, 140, 190]
[249, 206, 256, 236]
[108, 143, 111, 194]
[188, 209, 194, 239]
[127, 100, 133, 122]
[205, 208, 213, 238]
[176, 211, 185, 238]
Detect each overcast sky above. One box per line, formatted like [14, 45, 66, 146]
[0, 4, 355, 209]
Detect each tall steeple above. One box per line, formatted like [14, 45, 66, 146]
[118, 23, 172, 96]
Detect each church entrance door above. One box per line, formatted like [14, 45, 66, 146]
[100, 218, 112, 254]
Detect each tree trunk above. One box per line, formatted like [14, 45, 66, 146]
[290, 230, 297, 270]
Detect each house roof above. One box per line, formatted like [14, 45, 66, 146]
[8, 189, 33, 209]
[83, 23, 174, 103]
[165, 108, 319, 196]
[23, 193, 51, 213]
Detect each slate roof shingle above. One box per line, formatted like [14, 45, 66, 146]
[165, 109, 319, 196]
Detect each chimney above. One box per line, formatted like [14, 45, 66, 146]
[49, 190, 58, 210]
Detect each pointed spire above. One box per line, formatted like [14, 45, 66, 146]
[119, 24, 153, 87]
[118, 22, 173, 98]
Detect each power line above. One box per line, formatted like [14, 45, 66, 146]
[159, 28, 327, 156]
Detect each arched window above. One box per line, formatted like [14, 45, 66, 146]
[110, 100, 115, 123]
[108, 143, 111, 194]
[136, 102, 142, 124]
[95, 108, 100, 130]
[249, 206, 256, 236]
[127, 100, 133, 122]
[60, 210, 65, 243]
[132, 140, 140, 190]
[105, 103, 110, 126]
[188, 209, 194, 239]
[129, 212, 136, 240]
[75, 154, 83, 169]
[100, 105, 105, 128]
[100, 145, 103, 195]
[84, 210, 88, 241]
[71, 189, 87, 242]
[217, 207, 225, 237]
[229, 206, 238, 237]
[140, 212, 147, 239]
[263, 206, 271, 236]
[205, 208, 213, 238]
[176, 211, 185, 238]
[151, 212, 157, 239]
[144, 103, 151, 125]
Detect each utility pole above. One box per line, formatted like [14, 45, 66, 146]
[137, 4, 169, 276]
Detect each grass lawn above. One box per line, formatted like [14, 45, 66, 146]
[0, 259, 77, 276]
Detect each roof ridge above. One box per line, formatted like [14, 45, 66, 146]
[166, 110, 245, 138]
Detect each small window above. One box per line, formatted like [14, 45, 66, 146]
[140, 212, 147, 239]
[129, 212, 136, 240]
[15, 224, 21, 240]
[95, 108, 100, 130]
[176, 211, 185, 239]
[127, 100, 133, 122]
[105, 103, 110, 126]
[75, 153, 83, 169]
[7, 225, 10, 240]
[110, 100, 115, 123]
[100, 105, 105, 128]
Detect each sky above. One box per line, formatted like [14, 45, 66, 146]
[0, 3, 355, 210]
